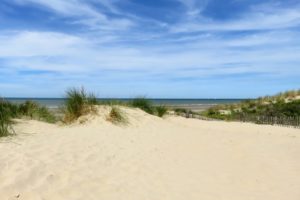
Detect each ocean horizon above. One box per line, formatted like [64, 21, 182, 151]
[4, 98, 245, 110]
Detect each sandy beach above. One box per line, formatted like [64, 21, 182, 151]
[0, 106, 299, 200]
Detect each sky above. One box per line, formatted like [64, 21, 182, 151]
[0, 0, 299, 98]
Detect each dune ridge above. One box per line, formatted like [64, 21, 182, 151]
[0, 106, 299, 200]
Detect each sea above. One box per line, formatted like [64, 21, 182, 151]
[5, 98, 245, 111]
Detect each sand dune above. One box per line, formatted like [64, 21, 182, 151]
[0, 106, 299, 200]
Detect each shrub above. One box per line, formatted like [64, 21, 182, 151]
[156, 106, 168, 117]
[107, 107, 127, 124]
[131, 98, 154, 114]
[203, 90, 300, 125]
[64, 87, 97, 122]
[174, 108, 188, 114]
[203, 107, 229, 120]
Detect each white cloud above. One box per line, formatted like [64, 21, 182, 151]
[170, 5, 300, 32]
[0, 0, 299, 97]
[0, 30, 299, 79]
[15, 0, 100, 17]
[13, 0, 134, 30]
[0, 31, 85, 57]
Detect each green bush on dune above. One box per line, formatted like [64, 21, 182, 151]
[203, 89, 300, 126]
[156, 105, 168, 117]
[1, 100, 19, 118]
[174, 108, 188, 114]
[64, 87, 98, 122]
[0, 99, 57, 137]
[19, 101, 57, 123]
[1, 89, 173, 136]
[0, 99, 14, 137]
[34, 106, 57, 123]
[130, 97, 168, 117]
[130, 97, 154, 115]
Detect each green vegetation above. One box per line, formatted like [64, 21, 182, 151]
[64, 88, 98, 122]
[156, 105, 168, 117]
[19, 101, 56, 123]
[203, 89, 300, 126]
[173, 108, 200, 118]
[0, 99, 14, 137]
[130, 97, 169, 117]
[0, 99, 57, 137]
[107, 107, 127, 124]
[257, 89, 300, 103]
[130, 97, 154, 115]
[0, 100, 19, 118]
[174, 108, 189, 115]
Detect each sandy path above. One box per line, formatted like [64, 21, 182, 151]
[0, 107, 299, 200]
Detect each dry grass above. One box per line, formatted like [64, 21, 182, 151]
[107, 107, 128, 125]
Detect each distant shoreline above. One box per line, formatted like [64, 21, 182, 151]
[5, 98, 244, 111]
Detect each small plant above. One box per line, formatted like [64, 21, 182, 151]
[202, 89, 300, 127]
[0, 100, 19, 118]
[107, 107, 127, 124]
[0, 99, 14, 137]
[156, 105, 168, 117]
[19, 101, 39, 118]
[35, 106, 57, 123]
[64, 87, 98, 122]
[18, 101, 57, 123]
[174, 108, 188, 114]
[131, 97, 154, 114]
[0, 98, 57, 137]
[65, 88, 86, 120]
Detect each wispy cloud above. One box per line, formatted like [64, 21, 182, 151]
[170, 6, 300, 32]
[0, 0, 299, 97]
[12, 0, 134, 30]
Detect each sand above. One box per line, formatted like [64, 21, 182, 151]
[0, 106, 299, 200]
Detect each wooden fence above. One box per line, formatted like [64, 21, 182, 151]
[176, 112, 300, 128]
[237, 115, 300, 128]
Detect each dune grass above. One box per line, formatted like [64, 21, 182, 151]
[107, 107, 127, 125]
[256, 89, 300, 103]
[130, 97, 154, 115]
[0, 112, 12, 137]
[0, 99, 57, 137]
[130, 97, 168, 117]
[156, 105, 168, 117]
[64, 88, 98, 122]
[18, 101, 57, 123]
[202, 89, 300, 126]
[0, 99, 14, 137]
[174, 108, 188, 114]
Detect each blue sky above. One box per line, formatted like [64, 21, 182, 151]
[0, 0, 299, 98]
